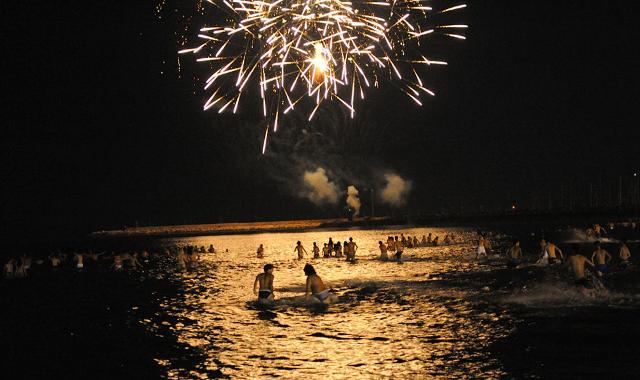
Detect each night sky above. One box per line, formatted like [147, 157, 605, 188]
[2, 1, 639, 237]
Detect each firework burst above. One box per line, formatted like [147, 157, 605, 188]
[179, 0, 467, 152]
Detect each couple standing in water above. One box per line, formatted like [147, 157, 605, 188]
[253, 263, 338, 305]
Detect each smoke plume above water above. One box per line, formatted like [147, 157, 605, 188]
[346, 185, 361, 216]
[381, 174, 412, 206]
[301, 168, 339, 205]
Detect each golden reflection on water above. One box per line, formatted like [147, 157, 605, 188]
[142, 227, 511, 379]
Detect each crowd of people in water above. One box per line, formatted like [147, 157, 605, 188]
[475, 221, 637, 295]
[1, 244, 216, 279]
[289, 232, 456, 264]
[3, 220, 638, 302]
[253, 221, 638, 303]
[252, 232, 458, 304]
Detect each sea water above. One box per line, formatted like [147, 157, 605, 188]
[2, 225, 639, 378]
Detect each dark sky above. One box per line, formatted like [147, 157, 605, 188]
[1, 1, 639, 236]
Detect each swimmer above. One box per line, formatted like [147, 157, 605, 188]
[177, 247, 188, 270]
[420, 235, 427, 246]
[113, 253, 123, 271]
[311, 242, 320, 259]
[327, 238, 334, 255]
[3, 258, 16, 279]
[304, 264, 337, 304]
[443, 235, 451, 245]
[594, 224, 606, 237]
[537, 238, 546, 258]
[48, 253, 61, 268]
[476, 235, 487, 259]
[564, 244, 595, 290]
[427, 233, 432, 244]
[334, 242, 343, 258]
[394, 236, 404, 262]
[346, 237, 358, 263]
[585, 227, 594, 239]
[591, 241, 611, 276]
[295, 241, 308, 260]
[21, 255, 31, 272]
[188, 250, 199, 268]
[207, 244, 216, 253]
[536, 238, 549, 265]
[545, 240, 564, 264]
[432, 236, 439, 247]
[379, 241, 388, 261]
[619, 238, 631, 268]
[257, 244, 264, 258]
[506, 239, 523, 268]
[322, 243, 330, 258]
[130, 252, 144, 269]
[483, 236, 492, 250]
[14, 258, 27, 278]
[74, 252, 84, 269]
[413, 236, 419, 247]
[254, 264, 275, 303]
[86, 250, 106, 262]
[387, 236, 395, 253]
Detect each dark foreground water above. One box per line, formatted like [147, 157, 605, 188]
[2, 226, 640, 379]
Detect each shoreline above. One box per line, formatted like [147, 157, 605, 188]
[90, 208, 640, 240]
[91, 217, 397, 239]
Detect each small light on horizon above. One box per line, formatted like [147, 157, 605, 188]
[511, 204, 516, 210]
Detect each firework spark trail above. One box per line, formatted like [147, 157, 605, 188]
[179, 0, 467, 150]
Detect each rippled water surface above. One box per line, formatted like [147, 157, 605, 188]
[3, 225, 640, 379]
[143, 228, 511, 378]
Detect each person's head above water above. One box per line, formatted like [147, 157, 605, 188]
[303, 263, 316, 276]
[349, 237, 353, 242]
[264, 264, 274, 273]
[297, 241, 301, 245]
[513, 238, 520, 246]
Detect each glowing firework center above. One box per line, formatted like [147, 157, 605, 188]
[311, 43, 330, 83]
[180, 0, 466, 147]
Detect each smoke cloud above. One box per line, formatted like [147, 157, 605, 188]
[301, 167, 339, 205]
[346, 185, 361, 216]
[381, 174, 412, 206]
